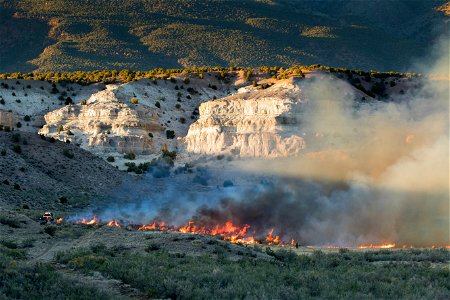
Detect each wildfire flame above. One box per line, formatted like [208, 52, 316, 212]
[265, 229, 281, 245]
[106, 219, 121, 228]
[71, 217, 450, 249]
[405, 134, 414, 144]
[78, 216, 100, 225]
[55, 218, 64, 223]
[357, 243, 396, 249]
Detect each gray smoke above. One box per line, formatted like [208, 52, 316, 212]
[77, 37, 449, 247]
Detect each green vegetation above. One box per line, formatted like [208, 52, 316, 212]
[12, 144, 21, 154]
[125, 162, 150, 174]
[1, 1, 444, 72]
[166, 130, 175, 139]
[56, 245, 450, 299]
[123, 152, 136, 160]
[0, 243, 112, 299]
[62, 148, 74, 159]
[0, 65, 417, 87]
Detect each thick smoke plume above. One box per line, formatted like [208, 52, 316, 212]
[79, 38, 449, 246]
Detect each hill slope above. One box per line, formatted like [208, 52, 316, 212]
[0, 0, 447, 72]
[0, 131, 127, 210]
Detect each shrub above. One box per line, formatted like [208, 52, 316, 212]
[183, 77, 190, 84]
[106, 156, 115, 162]
[161, 144, 177, 160]
[50, 87, 59, 94]
[15, 122, 21, 128]
[13, 183, 21, 190]
[175, 104, 181, 109]
[0, 216, 21, 228]
[155, 101, 161, 108]
[1, 149, 6, 156]
[65, 97, 73, 105]
[123, 152, 136, 160]
[62, 149, 74, 159]
[12, 133, 20, 142]
[44, 226, 57, 236]
[148, 132, 153, 138]
[13, 144, 21, 154]
[166, 130, 175, 139]
[24, 115, 31, 121]
[0, 99, 4, 105]
[223, 180, 234, 187]
[131, 97, 138, 104]
[80, 99, 87, 105]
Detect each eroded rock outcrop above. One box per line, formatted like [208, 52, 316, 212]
[39, 88, 163, 154]
[184, 79, 306, 157]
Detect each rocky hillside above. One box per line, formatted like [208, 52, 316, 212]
[0, 131, 126, 210]
[37, 74, 233, 161]
[0, 79, 104, 132]
[0, 0, 447, 72]
[0, 69, 419, 166]
[184, 71, 414, 157]
[184, 78, 308, 157]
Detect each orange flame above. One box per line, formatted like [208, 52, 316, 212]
[55, 218, 64, 223]
[357, 243, 396, 249]
[106, 219, 121, 228]
[266, 229, 281, 245]
[71, 217, 450, 249]
[405, 134, 414, 144]
[79, 216, 100, 225]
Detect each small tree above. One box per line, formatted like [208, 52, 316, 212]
[166, 130, 175, 139]
[63, 149, 74, 159]
[13, 144, 21, 154]
[123, 152, 136, 160]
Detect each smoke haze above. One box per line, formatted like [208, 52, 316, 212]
[79, 38, 449, 247]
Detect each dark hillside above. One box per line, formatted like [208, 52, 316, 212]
[0, 131, 126, 210]
[0, 0, 447, 72]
